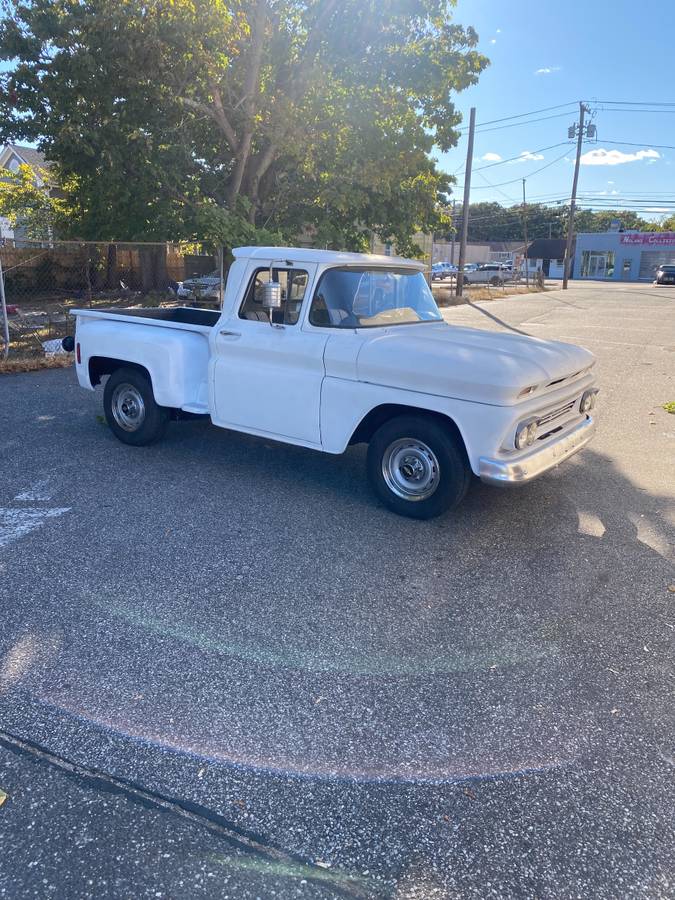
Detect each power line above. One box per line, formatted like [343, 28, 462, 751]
[471, 111, 574, 134]
[475, 171, 518, 203]
[594, 108, 675, 114]
[456, 101, 577, 132]
[594, 139, 675, 151]
[456, 149, 571, 190]
[588, 100, 675, 107]
[473, 141, 571, 172]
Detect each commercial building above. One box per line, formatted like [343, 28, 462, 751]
[524, 238, 567, 279]
[573, 231, 675, 282]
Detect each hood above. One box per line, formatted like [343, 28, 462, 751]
[355, 322, 595, 406]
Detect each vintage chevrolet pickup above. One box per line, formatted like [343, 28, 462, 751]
[67, 246, 598, 519]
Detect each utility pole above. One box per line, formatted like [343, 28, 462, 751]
[456, 106, 476, 298]
[522, 179, 529, 288]
[450, 199, 456, 266]
[0, 253, 9, 360]
[563, 102, 588, 290]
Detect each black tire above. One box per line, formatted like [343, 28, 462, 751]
[489, 276, 500, 286]
[366, 414, 471, 519]
[103, 366, 170, 446]
[463, 275, 470, 286]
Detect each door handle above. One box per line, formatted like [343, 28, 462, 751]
[219, 329, 241, 338]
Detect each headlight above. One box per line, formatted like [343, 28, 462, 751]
[580, 389, 599, 413]
[515, 418, 539, 450]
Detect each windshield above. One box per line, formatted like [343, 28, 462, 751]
[309, 267, 442, 328]
[660, 265, 675, 272]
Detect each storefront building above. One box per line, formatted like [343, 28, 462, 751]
[574, 231, 675, 282]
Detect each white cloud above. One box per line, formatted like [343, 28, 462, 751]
[535, 66, 561, 75]
[496, 28, 501, 33]
[580, 148, 661, 166]
[644, 207, 670, 213]
[512, 150, 545, 163]
[490, 38, 497, 44]
[607, 180, 615, 184]
[481, 152, 502, 162]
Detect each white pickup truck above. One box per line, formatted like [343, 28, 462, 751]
[67, 246, 598, 519]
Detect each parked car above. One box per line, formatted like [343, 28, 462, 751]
[462, 263, 508, 286]
[66, 246, 598, 520]
[654, 264, 675, 286]
[177, 269, 222, 304]
[431, 262, 457, 281]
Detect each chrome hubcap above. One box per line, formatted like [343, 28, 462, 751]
[382, 438, 440, 501]
[111, 383, 146, 432]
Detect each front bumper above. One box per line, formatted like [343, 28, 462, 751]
[479, 415, 596, 486]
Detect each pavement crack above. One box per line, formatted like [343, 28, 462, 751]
[0, 728, 381, 899]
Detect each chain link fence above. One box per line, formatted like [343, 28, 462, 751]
[0, 240, 219, 364]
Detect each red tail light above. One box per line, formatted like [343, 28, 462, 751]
[76, 342, 81, 364]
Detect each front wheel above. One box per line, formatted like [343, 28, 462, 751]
[103, 367, 170, 446]
[367, 415, 471, 519]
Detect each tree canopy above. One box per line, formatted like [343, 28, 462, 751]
[443, 202, 657, 243]
[0, 0, 488, 252]
[0, 162, 69, 239]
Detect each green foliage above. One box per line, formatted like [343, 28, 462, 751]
[452, 202, 653, 243]
[658, 215, 675, 232]
[0, 163, 68, 239]
[663, 401, 675, 415]
[0, 0, 488, 249]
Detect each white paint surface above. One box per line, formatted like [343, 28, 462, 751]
[14, 478, 53, 502]
[0, 507, 71, 549]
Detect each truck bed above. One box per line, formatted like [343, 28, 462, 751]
[71, 306, 220, 333]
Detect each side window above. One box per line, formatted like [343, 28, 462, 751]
[238, 268, 309, 325]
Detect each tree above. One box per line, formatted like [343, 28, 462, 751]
[658, 214, 675, 232]
[452, 202, 652, 243]
[0, 0, 488, 251]
[0, 163, 68, 239]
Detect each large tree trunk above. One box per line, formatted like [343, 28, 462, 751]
[105, 243, 118, 289]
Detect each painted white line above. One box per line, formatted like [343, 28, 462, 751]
[0, 507, 71, 549]
[13, 478, 53, 502]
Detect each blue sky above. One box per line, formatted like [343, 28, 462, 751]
[440, 0, 675, 220]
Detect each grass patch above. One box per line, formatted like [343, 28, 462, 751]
[433, 282, 548, 307]
[0, 355, 73, 375]
[663, 401, 675, 415]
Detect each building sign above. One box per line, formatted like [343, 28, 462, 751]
[619, 232, 675, 246]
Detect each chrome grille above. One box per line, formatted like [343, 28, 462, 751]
[537, 400, 576, 428]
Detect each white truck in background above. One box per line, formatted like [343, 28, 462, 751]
[66, 246, 598, 519]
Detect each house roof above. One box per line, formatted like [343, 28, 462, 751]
[0, 143, 50, 171]
[486, 240, 524, 252]
[526, 238, 568, 260]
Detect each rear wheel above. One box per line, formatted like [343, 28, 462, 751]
[366, 415, 471, 519]
[489, 275, 501, 286]
[103, 367, 169, 446]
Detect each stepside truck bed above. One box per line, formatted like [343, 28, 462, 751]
[76, 306, 221, 330]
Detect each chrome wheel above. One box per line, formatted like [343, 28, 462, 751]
[111, 383, 146, 432]
[381, 438, 440, 501]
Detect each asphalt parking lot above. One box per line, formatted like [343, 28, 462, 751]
[0, 280, 673, 898]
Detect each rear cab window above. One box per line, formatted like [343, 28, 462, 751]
[239, 267, 309, 325]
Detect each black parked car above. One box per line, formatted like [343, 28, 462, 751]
[655, 264, 675, 285]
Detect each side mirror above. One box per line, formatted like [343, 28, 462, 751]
[262, 280, 283, 326]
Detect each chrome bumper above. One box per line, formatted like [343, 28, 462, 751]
[479, 416, 596, 486]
